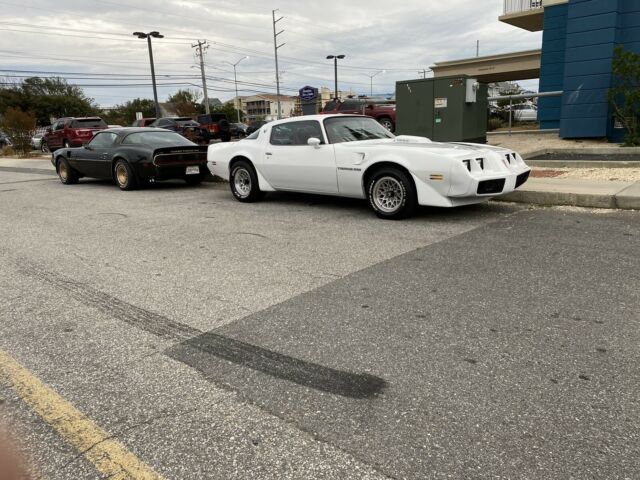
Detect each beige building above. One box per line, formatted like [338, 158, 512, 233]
[230, 94, 298, 121]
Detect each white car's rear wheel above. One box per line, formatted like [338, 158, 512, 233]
[230, 161, 263, 202]
[367, 168, 417, 220]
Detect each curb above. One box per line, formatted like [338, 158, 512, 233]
[496, 183, 640, 210]
[527, 160, 640, 168]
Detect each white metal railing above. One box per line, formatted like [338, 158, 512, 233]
[503, 0, 543, 15]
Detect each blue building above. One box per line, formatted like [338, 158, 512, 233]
[501, 0, 640, 141]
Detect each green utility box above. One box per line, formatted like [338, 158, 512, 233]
[396, 76, 488, 143]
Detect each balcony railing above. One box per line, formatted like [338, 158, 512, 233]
[503, 0, 542, 15]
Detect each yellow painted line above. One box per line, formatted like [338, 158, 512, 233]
[0, 351, 164, 480]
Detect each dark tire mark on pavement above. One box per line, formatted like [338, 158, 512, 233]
[169, 332, 387, 399]
[16, 260, 386, 398]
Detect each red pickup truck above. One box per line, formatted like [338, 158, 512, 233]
[321, 99, 397, 132]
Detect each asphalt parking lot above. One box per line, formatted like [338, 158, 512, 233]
[1, 160, 639, 479]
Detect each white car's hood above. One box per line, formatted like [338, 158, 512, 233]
[338, 136, 511, 158]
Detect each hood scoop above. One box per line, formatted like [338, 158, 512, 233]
[393, 135, 432, 144]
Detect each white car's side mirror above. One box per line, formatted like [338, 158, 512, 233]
[307, 137, 321, 148]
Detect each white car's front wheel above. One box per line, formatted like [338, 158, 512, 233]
[367, 168, 417, 220]
[230, 161, 264, 202]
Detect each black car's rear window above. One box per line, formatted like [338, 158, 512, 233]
[70, 119, 107, 128]
[122, 131, 196, 146]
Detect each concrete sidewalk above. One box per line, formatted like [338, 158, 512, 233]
[499, 177, 640, 210]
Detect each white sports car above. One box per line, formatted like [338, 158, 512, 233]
[207, 115, 530, 219]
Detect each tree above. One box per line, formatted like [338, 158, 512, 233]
[167, 89, 204, 116]
[213, 102, 245, 122]
[100, 98, 156, 126]
[609, 45, 640, 146]
[0, 77, 96, 126]
[0, 107, 36, 157]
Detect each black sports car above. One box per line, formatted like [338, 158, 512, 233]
[50, 128, 209, 190]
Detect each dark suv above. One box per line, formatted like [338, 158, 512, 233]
[322, 99, 397, 132]
[42, 117, 108, 151]
[196, 114, 231, 142]
[150, 117, 210, 144]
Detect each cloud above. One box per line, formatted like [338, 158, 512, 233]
[0, 0, 542, 105]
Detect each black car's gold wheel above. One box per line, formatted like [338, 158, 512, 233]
[57, 157, 78, 185]
[113, 159, 137, 191]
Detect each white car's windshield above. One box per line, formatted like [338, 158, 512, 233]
[324, 116, 395, 144]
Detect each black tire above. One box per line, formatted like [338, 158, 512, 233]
[366, 167, 417, 220]
[41, 141, 49, 153]
[63, 139, 71, 148]
[229, 161, 263, 202]
[184, 173, 207, 186]
[378, 117, 395, 133]
[113, 159, 138, 191]
[57, 157, 79, 185]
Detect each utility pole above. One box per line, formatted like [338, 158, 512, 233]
[419, 69, 428, 79]
[272, 9, 285, 120]
[476, 40, 480, 57]
[192, 40, 210, 114]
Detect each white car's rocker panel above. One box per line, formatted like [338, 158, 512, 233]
[208, 115, 530, 219]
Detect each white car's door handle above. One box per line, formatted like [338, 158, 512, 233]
[265, 152, 273, 156]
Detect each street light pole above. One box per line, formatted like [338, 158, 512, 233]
[133, 31, 163, 118]
[225, 56, 249, 123]
[326, 54, 345, 100]
[367, 70, 385, 97]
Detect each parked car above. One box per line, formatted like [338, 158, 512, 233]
[230, 122, 248, 138]
[321, 99, 397, 132]
[207, 115, 531, 220]
[131, 117, 156, 127]
[31, 132, 44, 150]
[150, 117, 210, 144]
[50, 128, 208, 190]
[0, 131, 11, 148]
[42, 117, 108, 152]
[245, 120, 267, 136]
[505, 103, 538, 122]
[196, 114, 231, 142]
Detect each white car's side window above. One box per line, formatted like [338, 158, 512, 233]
[269, 121, 324, 146]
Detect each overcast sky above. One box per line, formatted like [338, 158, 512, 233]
[0, 0, 542, 106]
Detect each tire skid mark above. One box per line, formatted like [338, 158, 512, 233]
[14, 259, 387, 398]
[17, 262, 199, 341]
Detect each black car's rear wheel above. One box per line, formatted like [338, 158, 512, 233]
[57, 157, 79, 185]
[114, 159, 137, 191]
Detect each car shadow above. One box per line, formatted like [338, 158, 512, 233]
[260, 191, 514, 221]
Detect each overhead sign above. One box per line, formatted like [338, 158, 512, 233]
[299, 86, 318, 102]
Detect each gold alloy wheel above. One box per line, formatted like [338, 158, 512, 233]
[115, 164, 128, 187]
[59, 162, 68, 181]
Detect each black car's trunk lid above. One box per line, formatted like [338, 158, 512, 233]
[152, 145, 208, 166]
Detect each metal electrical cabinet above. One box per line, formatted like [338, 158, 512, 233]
[396, 76, 488, 143]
